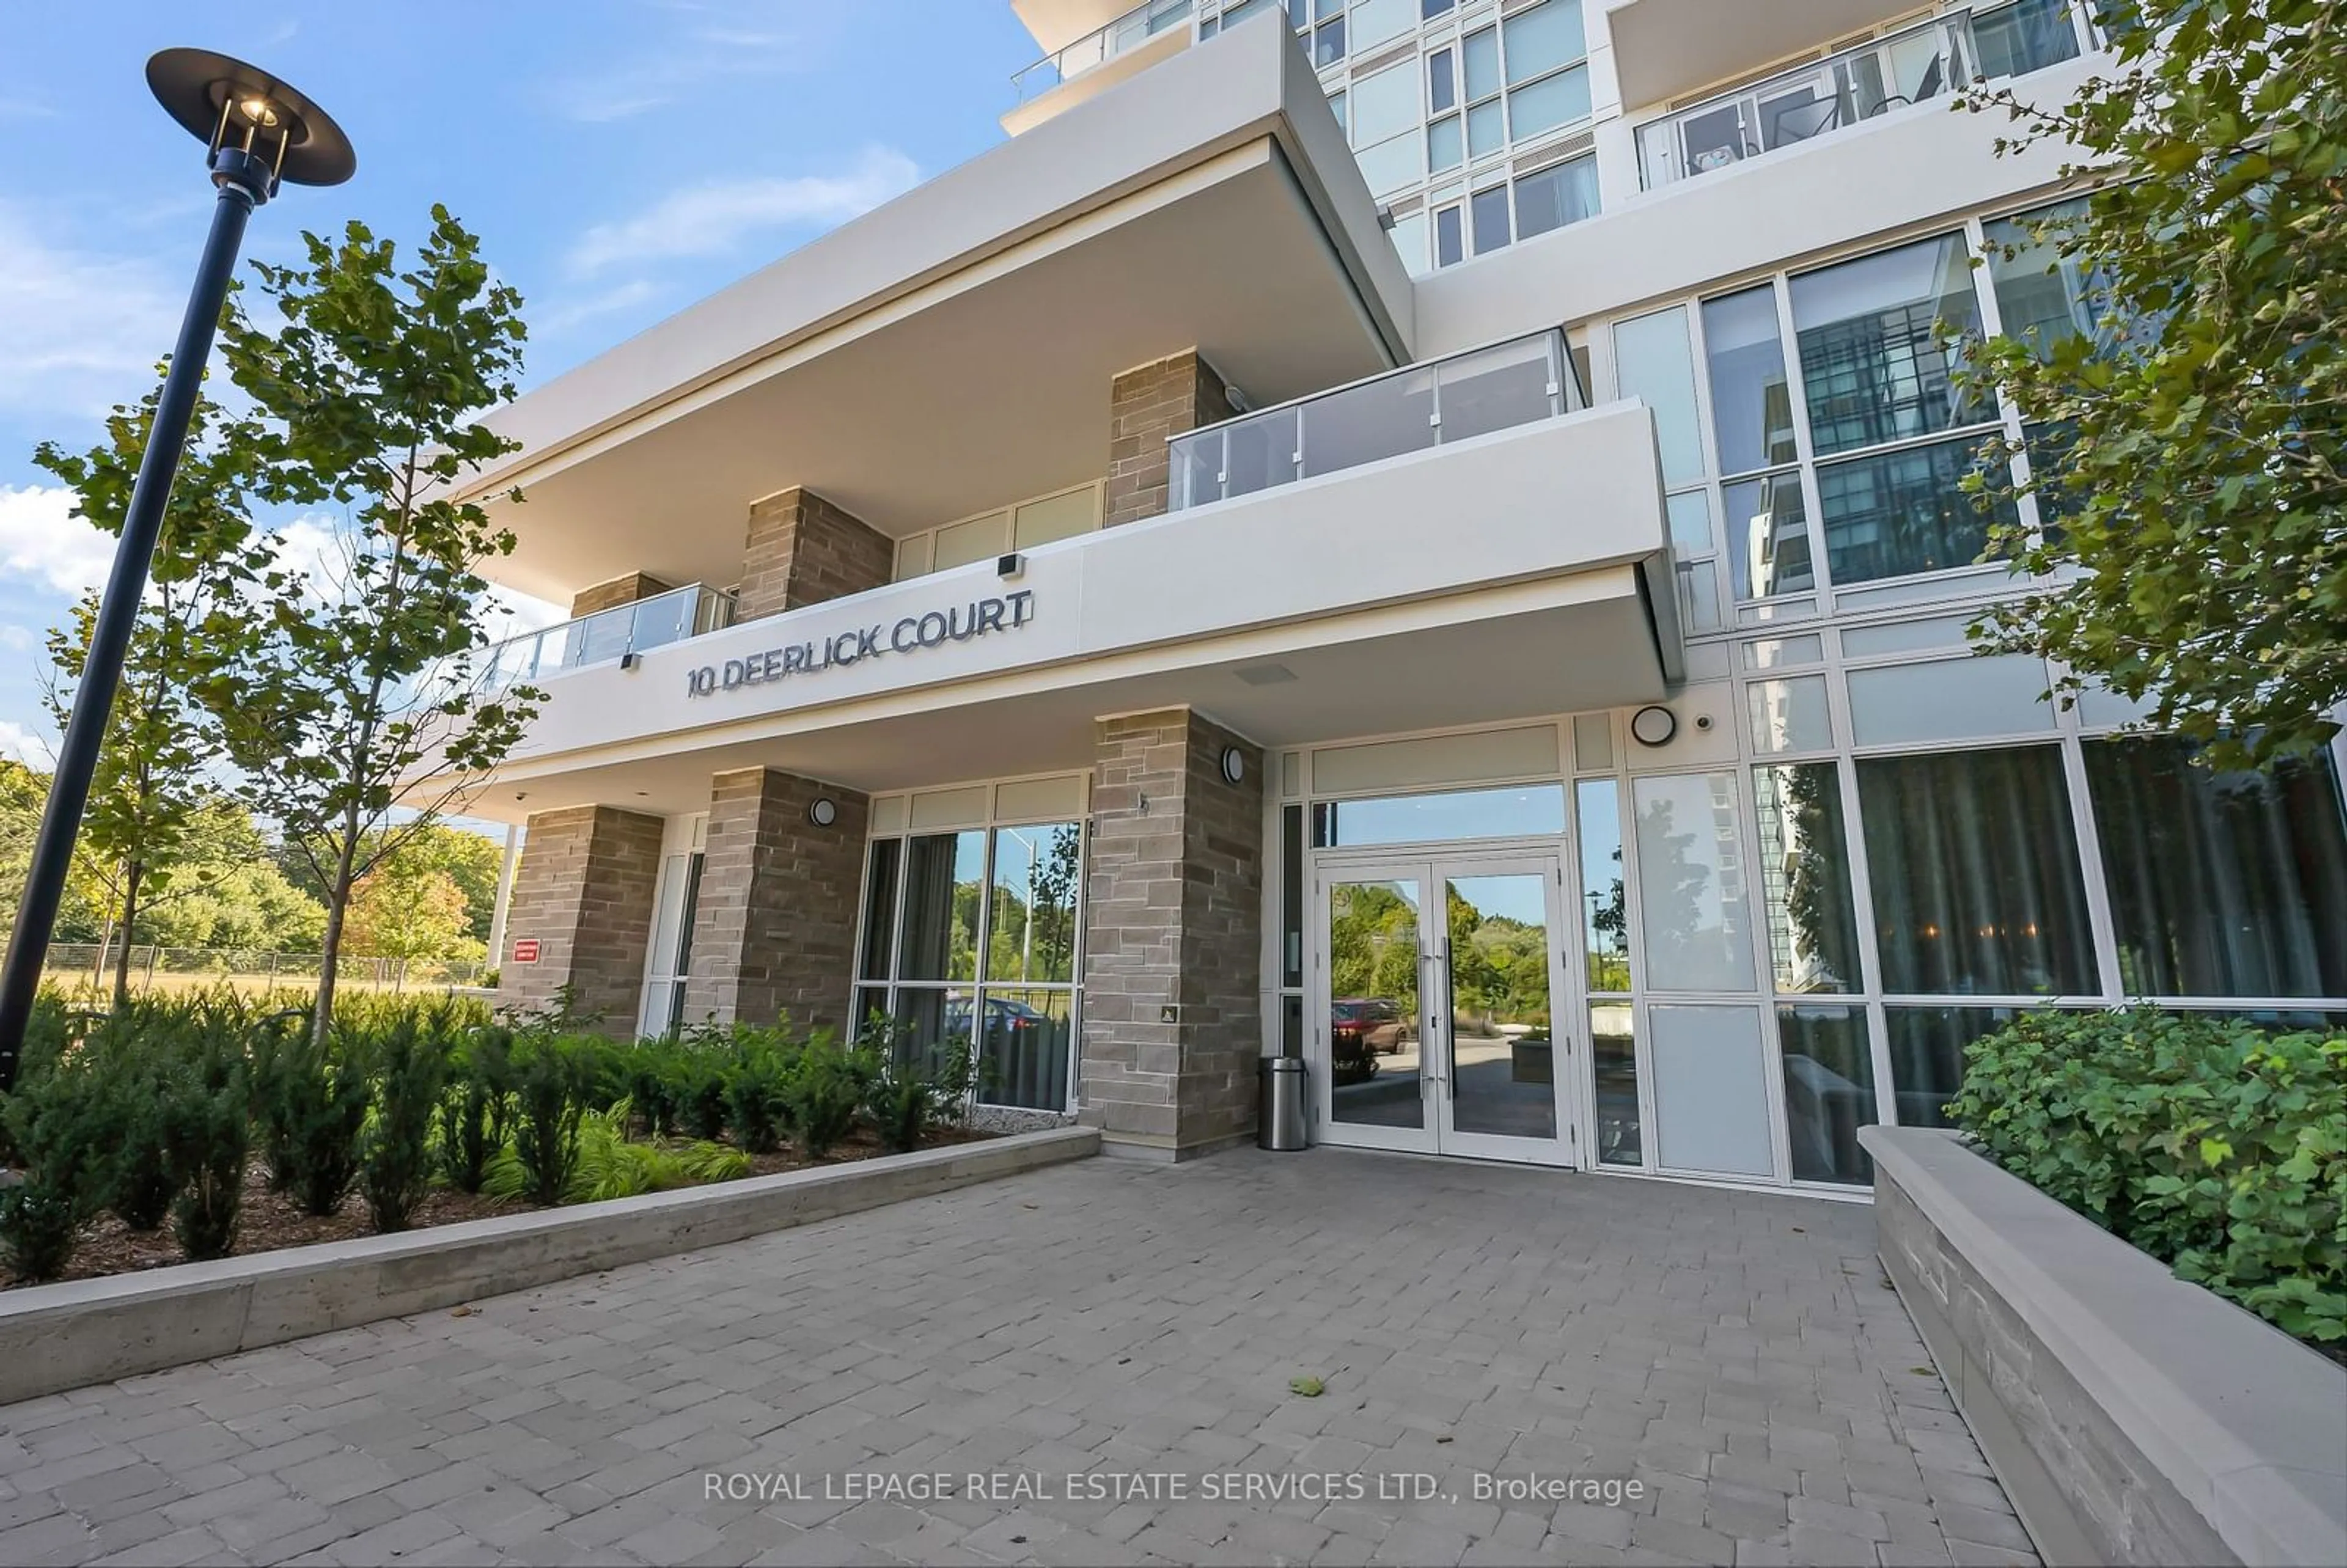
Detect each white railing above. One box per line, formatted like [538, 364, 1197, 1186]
[1012, 0, 1194, 102]
[479, 582, 733, 694]
[1167, 329, 1581, 510]
[1636, 0, 2085, 191]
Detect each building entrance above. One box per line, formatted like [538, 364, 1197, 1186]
[1314, 851, 1582, 1167]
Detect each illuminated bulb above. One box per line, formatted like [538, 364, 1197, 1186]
[240, 96, 279, 126]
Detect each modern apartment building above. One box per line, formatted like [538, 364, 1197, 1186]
[460, 0, 2347, 1187]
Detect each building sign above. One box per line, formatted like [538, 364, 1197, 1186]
[686, 590, 1036, 699]
[510, 938, 541, 964]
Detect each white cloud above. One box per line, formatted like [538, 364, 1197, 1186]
[0, 625, 35, 653]
[566, 147, 918, 276]
[0, 201, 181, 420]
[541, 2, 845, 123]
[0, 485, 114, 597]
[0, 719, 50, 768]
[537, 279, 665, 335]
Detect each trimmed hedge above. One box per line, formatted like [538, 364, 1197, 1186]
[1949, 1008, 2347, 1349]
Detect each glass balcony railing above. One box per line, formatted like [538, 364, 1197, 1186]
[479, 582, 733, 693]
[1169, 329, 1583, 511]
[1636, 0, 2085, 191]
[1012, 0, 1194, 103]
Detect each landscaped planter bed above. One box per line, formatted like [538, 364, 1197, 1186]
[1, 1123, 994, 1291]
[0, 1124, 1098, 1407]
[1862, 1126, 2347, 1568]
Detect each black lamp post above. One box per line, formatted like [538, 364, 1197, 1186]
[0, 51, 353, 1093]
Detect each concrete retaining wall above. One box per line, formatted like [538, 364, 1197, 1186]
[1862, 1126, 2347, 1568]
[0, 1126, 1098, 1408]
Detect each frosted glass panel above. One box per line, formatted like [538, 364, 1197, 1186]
[1503, 0, 1585, 82]
[1356, 133, 1423, 197]
[1840, 614, 1974, 657]
[1348, 0, 1415, 52]
[1013, 489, 1095, 549]
[1633, 773, 1757, 991]
[1665, 491, 1714, 554]
[1614, 307, 1705, 486]
[1746, 675, 1833, 754]
[1350, 59, 1419, 147]
[934, 513, 1005, 570]
[1649, 1003, 1774, 1177]
[1846, 654, 2054, 745]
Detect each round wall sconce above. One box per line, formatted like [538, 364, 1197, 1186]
[1219, 746, 1247, 785]
[807, 797, 839, 827]
[1629, 705, 1678, 747]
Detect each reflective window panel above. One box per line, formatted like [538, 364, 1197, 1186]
[973, 987, 1074, 1110]
[1790, 233, 1990, 456]
[1702, 286, 1798, 477]
[1444, 873, 1557, 1140]
[1327, 879, 1425, 1130]
[2085, 738, 2347, 998]
[1857, 747, 2096, 995]
[1777, 1003, 1876, 1184]
[1590, 1000, 1640, 1165]
[983, 822, 1081, 984]
[1753, 762, 1863, 994]
[897, 830, 985, 982]
[1632, 772, 1757, 992]
[1314, 785, 1566, 849]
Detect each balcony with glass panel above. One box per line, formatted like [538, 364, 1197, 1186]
[1012, 0, 1194, 104]
[479, 582, 733, 695]
[1634, 1, 2087, 192]
[1169, 329, 1584, 509]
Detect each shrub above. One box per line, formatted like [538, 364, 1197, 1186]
[160, 1017, 250, 1262]
[509, 1033, 598, 1206]
[438, 1025, 514, 1193]
[359, 1012, 453, 1233]
[83, 1013, 177, 1232]
[860, 1017, 972, 1156]
[0, 1053, 105, 1282]
[1951, 1008, 2347, 1348]
[483, 1100, 752, 1204]
[779, 1036, 871, 1160]
[669, 1036, 731, 1143]
[611, 1037, 683, 1139]
[261, 1024, 370, 1216]
[721, 1025, 799, 1156]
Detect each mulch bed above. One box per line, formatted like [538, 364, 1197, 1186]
[3, 1123, 998, 1291]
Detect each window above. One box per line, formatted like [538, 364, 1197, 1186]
[1753, 762, 1862, 992]
[1578, 779, 1640, 1166]
[1971, 0, 2082, 79]
[859, 818, 1084, 1111]
[1434, 203, 1464, 267]
[1984, 200, 2102, 359]
[1422, 0, 1454, 15]
[1351, 57, 1423, 194]
[1470, 183, 1510, 255]
[1724, 471, 1812, 600]
[1348, 0, 1413, 52]
[1312, 784, 1565, 848]
[1746, 676, 1833, 757]
[1428, 114, 1463, 172]
[1428, 46, 1454, 113]
[1790, 235, 1989, 456]
[1815, 435, 2016, 585]
[1614, 307, 1705, 486]
[1633, 772, 1756, 992]
[1702, 287, 1796, 477]
[1511, 156, 1597, 240]
[1499, 0, 1589, 142]
[1778, 1004, 1875, 1182]
[1856, 746, 2096, 996]
[2085, 738, 2347, 998]
[1884, 1005, 2019, 1127]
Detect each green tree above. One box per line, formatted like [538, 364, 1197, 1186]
[1959, 0, 2347, 769]
[31, 387, 268, 1003]
[342, 862, 475, 964]
[210, 206, 538, 1041]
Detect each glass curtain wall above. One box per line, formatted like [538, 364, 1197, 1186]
[856, 819, 1083, 1110]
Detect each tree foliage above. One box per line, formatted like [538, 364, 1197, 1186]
[210, 204, 536, 1039]
[31, 387, 270, 1000]
[1960, 0, 2347, 768]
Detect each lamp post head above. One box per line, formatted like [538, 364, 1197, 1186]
[145, 48, 353, 203]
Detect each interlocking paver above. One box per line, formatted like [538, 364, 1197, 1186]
[0, 1149, 2037, 1566]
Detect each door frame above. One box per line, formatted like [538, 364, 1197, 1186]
[1312, 846, 1584, 1168]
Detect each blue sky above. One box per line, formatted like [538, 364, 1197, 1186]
[0, 0, 1038, 771]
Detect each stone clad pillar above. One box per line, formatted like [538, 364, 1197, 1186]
[1080, 708, 1265, 1159]
[737, 486, 895, 621]
[1105, 351, 1236, 527]
[681, 767, 870, 1037]
[568, 573, 675, 618]
[498, 805, 666, 1037]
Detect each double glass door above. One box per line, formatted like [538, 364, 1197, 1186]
[1315, 852, 1579, 1165]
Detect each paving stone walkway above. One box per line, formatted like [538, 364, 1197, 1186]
[0, 1148, 2038, 1567]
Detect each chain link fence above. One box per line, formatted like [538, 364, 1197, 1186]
[39, 943, 490, 995]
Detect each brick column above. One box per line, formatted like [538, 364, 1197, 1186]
[737, 486, 895, 621]
[499, 805, 665, 1037]
[1105, 351, 1236, 527]
[568, 572, 675, 618]
[1079, 708, 1264, 1159]
[680, 767, 870, 1036]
